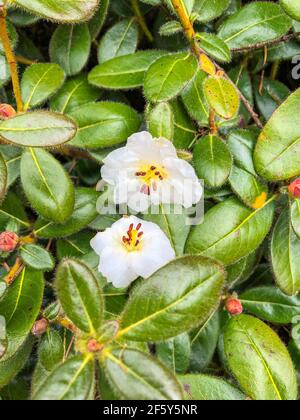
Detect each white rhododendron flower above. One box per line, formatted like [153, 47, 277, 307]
[90, 215, 175, 288]
[101, 131, 202, 212]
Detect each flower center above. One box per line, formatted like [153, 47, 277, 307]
[122, 222, 144, 252]
[135, 165, 167, 195]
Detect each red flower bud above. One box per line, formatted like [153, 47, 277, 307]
[0, 104, 16, 120]
[225, 297, 243, 316]
[288, 179, 300, 199]
[0, 231, 19, 252]
[87, 339, 103, 353]
[31, 318, 49, 336]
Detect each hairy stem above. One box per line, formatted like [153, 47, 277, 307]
[130, 0, 154, 42]
[232, 32, 300, 53]
[0, 6, 23, 112]
[170, 0, 263, 129]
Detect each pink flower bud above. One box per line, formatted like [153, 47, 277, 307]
[288, 179, 300, 199]
[225, 297, 243, 316]
[0, 104, 16, 119]
[0, 231, 19, 252]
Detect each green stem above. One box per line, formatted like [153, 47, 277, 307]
[130, 0, 154, 42]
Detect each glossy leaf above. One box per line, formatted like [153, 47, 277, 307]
[10, 0, 100, 23]
[218, 2, 292, 49]
[21, 148, 75, 223]
[193, 135, 233, 189]
[271, 209, 300, 296]
[32, 355, 94, 400]
[21, 63, 65, 110]
[35, 188, 99, 239]
[0, 111, 77, 147]
[55, 259, 103, 334]
[103, 348, 183, 400]
[179, 374, 245, 400]
[156, 333, 191, 374]
[186, 196, 275, 266]
[69, 102, 141, 149]
[0, 268, 44, 361]
[204, 76, 239, 120]
[89, 51, 166, 90]
[254, 88, 300, 181]
[241, 286, 300, 324]
[144, 53, 198, 103]
[224, 315, 298, 400]
[118, 256, 225, 342]
[20, 244, 54, 271]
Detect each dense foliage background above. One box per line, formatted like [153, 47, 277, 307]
[0, 0, 300, 401]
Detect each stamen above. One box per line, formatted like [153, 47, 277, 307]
[135, 240, 140, 247]
[150, 166, 156, 171]
[138, 231, 144, 238]
[122, 223, 144, 251]
[136, 223, 142, 231]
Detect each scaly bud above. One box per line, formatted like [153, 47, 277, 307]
[288, 179, 300, 199]
[87, 339, 103, 353]
[225, 296, 243, 316]
[0, 231, 19, 252]
[0, 104, 16, 120]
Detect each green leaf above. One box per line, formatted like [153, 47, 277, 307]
[0, 316, 7, 359]
[21, 63, 65, 110]
[103, 347, 183, 400]
[193, 135, 233, 189]
[68, 102, 141, 149]
[0, 153, 7, 203]
[32, 355, 94, 400]
[190, 310, 220, 372]
[0, 338, 33, 389]
[0, 268, 44, 361]
[147, 102, 174, 140]
[179, 374, 245, 400]
[21, 148, 75, 223]
[186, 196, 275, 266]
[254, 88, 300, 181]
[254, 77, 290, 122]
[144, 53, 198, 103]
[32, 328, 64, 394]
[143, 205, 190, 256]
[241, 286, 300, 324]
[229, 165, 268, 210]
[227, 129, 258, 176]
[88, 0, 110, 40]
[204, 76, 239, 120]
[171, 99, 197, 149]
[0, 191, 29, 230]
[224, 314, 298, 400]
[156, 333, 191, 374]
[193, 0, 230, 23]
[49, 24, 91, 76]
[197, 33, 231, 63]
[11, 0, 100, 23]
[290, 198, 300, 238]
[118, 256, 225, 342]
[50, 74, 101, 114]
[98, 18, 139, 64]
[89, 50, 166, 90]
[0, 111, 77, 147]
[271, 209, 300, 296]
[34, 188, 99, 239]
[218, 2, 292, 49]
[20, 244, 54, 271]
[55, 259, 103, 334]
[280, 0, 300, 21]
[181, 70, 209, 126]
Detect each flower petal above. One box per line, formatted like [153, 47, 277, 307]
[99, 246, 138, 288]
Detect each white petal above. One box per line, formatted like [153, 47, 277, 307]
[90, 231, 115, 256]
[131, 234, 175, 278]
[99, 246, 138, 288]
